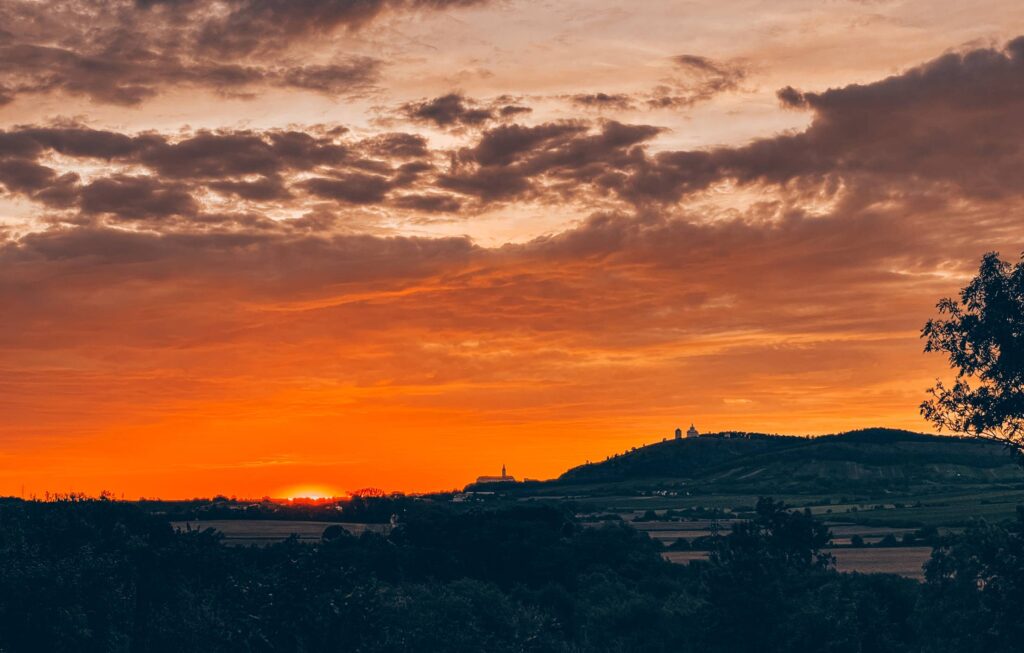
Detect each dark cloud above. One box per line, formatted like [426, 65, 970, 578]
[79, 175, 199, 220]
[0, 0, 487, 106]
[208, 176, 293, 201]
[278, 59, 382, 94]
[0, 125, 350, 173]
[399, 92, 533, 129]
[6, 37, 1024, 222]
[0, 124, 427, 221]
[138, 130, 349, 179]
[194, 0, 491, 58]
[570, 93, 636, 111]
[392, 193, 462, 213]
[629, 36, 1024, 200]
[302, 172, 394, 204]
[469, 122, 588, 166]
[0, 40, 380, 105]
[499, 104, 532, 118]
[401, 92, 496, 128]
[440, 121, 662, 202]
[16, 126, 160, 159]
[0, 42, 165, 106]
[431, 36, 1024, 206]
[646, 54, 748, 108]
[495, 37, 1024, 205]
[360, 133, 430, 158]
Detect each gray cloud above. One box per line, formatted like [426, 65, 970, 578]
[399, 92, 533, 129]
[0, 0, 488, 106]
[646, 54, 748, 108]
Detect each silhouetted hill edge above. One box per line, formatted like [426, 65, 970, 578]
[551, 427, 1021, 488]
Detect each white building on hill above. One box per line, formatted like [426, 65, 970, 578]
[675, 424, 700, 439]
[476, 464, 516, 484]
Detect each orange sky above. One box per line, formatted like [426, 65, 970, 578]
[2, 0, 1024, 497]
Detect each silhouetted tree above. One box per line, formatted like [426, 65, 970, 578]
[922, 252, 1024, 461]
[917, 509, 1024, 653]
[696, 499, 838, 652]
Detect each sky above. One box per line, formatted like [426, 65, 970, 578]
[3, 0, 1024, 498]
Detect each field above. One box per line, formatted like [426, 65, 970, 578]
[567, 484, 1024, 527]
[663, 547, 933, 579]
[176, 517, 939, 579]
[170, 520, 387, 545]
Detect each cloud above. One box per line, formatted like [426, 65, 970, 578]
[5, 37, 1024, 224]
[646, 54, 748, 108]
[0, 124, 448, 220]
[208, 176, 293, 201]
[79, 175, 199, 220]
[440, 120, 662, 202]
[399, 92, 532, 129]
[359, 133, 430, 158]
[302, 172, 394, 204]
[0, 0, 487, 106]
[614, 36, 1024, 202]
[391, 192, 462, 213]
[193, 0, 491, 57]
[277, 59, 383, 94]
[570, 93, 637, 111]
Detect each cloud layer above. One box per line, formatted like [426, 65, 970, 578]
[0, 0, 489, 105]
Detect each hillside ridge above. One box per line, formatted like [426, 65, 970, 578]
[552, 427, 1021, 490]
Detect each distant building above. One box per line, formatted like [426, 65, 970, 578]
[675, 424, 700, 439]
[476, 463, 517, 484]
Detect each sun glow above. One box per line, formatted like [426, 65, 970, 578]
[279, 485, 344, 502]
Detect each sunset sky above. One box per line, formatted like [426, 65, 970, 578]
[3, 0, 1024, 498]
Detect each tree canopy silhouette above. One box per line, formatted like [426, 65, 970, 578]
[922, 252, 1024, 460]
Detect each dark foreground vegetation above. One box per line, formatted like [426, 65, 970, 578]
[1, 497, 1023, 652]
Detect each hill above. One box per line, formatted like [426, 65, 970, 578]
[553, 428, 1023, 493]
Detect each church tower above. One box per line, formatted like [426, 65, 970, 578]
[687, 424, 699, 438]
[674, 427, 682, 440]
[501, 464, 507, 478]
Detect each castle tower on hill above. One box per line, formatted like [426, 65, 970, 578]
[675, 424, 700, 439]
[476, 464, 516, 484]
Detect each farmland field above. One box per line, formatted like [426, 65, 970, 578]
[830, 547, 932, 579]
[663, 547, 933, 579]
[566, 484, 1024, 528]
[170, 520, 387, 545]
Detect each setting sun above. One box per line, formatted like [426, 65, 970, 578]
[280, 486, 345, 502]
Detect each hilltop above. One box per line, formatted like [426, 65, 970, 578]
[551, 428, 1023, 493]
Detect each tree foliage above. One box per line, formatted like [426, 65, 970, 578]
[3, 496, 1021, 652]
[922, 252, 1024, 457]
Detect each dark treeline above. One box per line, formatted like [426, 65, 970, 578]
[0, 497, 1022, 653]
[148, 494, 428, 523]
